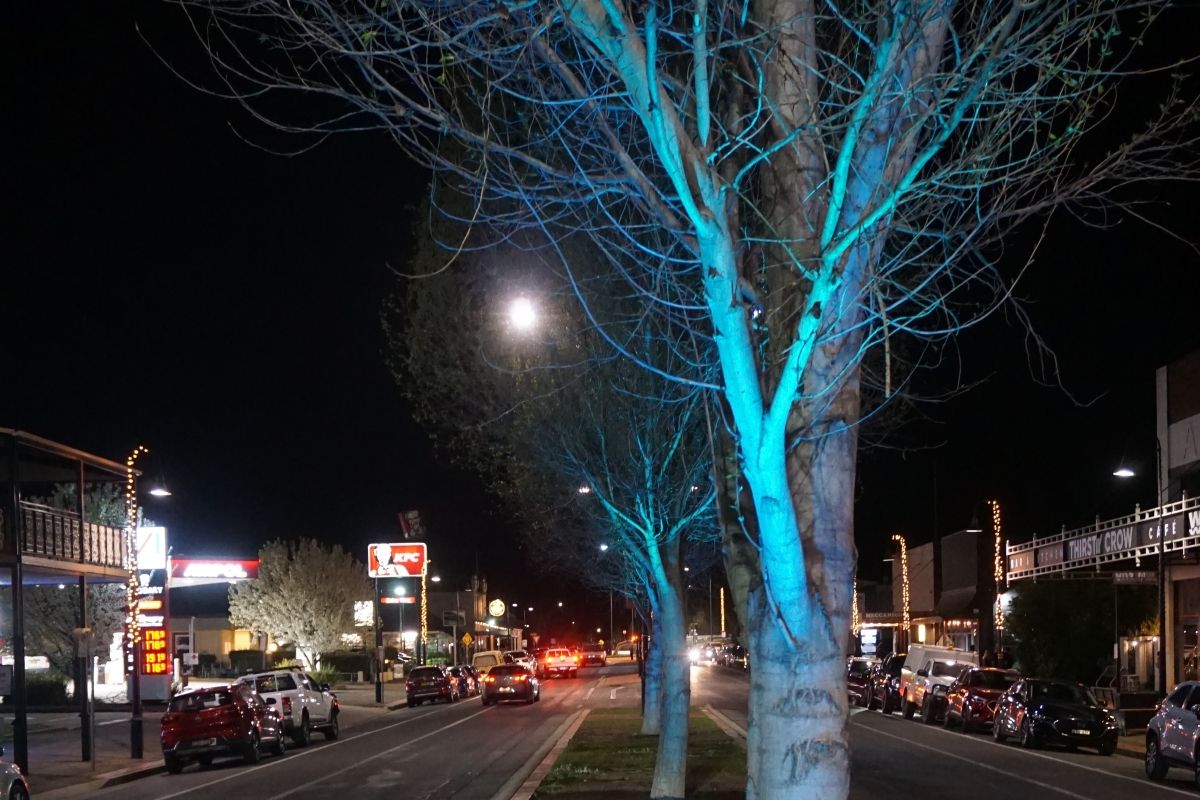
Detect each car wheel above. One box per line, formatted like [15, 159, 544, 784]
[867, 690, 880, 711]
[1097, 741, 1114, 757]
[323, 710, 340, 741]
[993, 716, 1007, 744]
[1020, 718, 1037, 749]
[165, 755, 184, 774]
[525, 692, 535, 705]
[881, 692, 895, 714]
[942, 708, 955, 729]
[292, 713, 312, 747]
[535, 688, 541, 703]
[902, 697, 915, 719]
[243, 731, 262, 764]
[1145, 735, 1168, 780]
[271, 731, 287, 757]
[10, 783, 30, 800]
[1194, 746, 1199, 790]
[920, 697, 935, 725]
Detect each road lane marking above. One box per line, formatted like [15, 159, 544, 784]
[266, 708, 492, 800]
[609, 686, 626, 700]
[491, 710, 588, 800]
[584, 686, 596, 703]
[857, 724, 1097, 799]
[878, 715, 1198, 797]
[152, 702, 484, 800]
[702, 706, 746, 741]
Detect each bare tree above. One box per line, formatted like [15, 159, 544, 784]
[165, 2, 1199, 795]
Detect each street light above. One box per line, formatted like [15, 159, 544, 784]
[1112, 443, 1167, 695]
[509, 297, 537, 332]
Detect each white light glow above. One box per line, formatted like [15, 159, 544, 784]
[1113, 467, 1136, 478]
[510, 297, 537, 331]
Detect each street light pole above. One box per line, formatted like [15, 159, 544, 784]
[374, 577, 383, 704]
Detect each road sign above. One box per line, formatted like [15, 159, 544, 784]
[461, 632, 473, 647]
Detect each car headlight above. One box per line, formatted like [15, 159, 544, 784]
[1103, 715, 1118, 729]
[931, 685, 947, 695]
[688, 648, 701, 662]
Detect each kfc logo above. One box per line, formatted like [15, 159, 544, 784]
[368, 542, 427, 577]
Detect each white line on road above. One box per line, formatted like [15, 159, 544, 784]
[266, 708, 491, 800]
[857, 722, 1195, 798]
[584, 686, 596, 703]
[152, 702, 482, 800]
[609, 686, 626, 701]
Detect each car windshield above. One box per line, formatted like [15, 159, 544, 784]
[970, 671, 1018, 689]
[170, 691, 232, 711]
[848, 660, 871, 676]
[931, 661, 961, 678]
[1031, 681, 1096, 706]
[582, 644, 603, 652]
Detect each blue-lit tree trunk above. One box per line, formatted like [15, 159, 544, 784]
[174, 0, 1200, 795]
[641, 595, 664, 736]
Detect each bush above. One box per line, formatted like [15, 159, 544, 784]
[308, 666, 340, 688]
[318, 650, 370, 675]
[26, 671, 70, 706]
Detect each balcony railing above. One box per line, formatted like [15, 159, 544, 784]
[17, 501, 127, 569]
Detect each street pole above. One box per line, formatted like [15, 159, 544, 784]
[608, 592, 614, 650]
[374, 577, 383, 704]
[1155, 436, 1166, 697]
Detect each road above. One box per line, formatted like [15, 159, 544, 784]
[79, 668, 621, 800]
[693, 662, 1197, 799]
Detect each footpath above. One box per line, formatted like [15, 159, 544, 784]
[23, 681, 402, 800]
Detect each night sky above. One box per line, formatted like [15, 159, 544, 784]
[6, 4, 1197, 614]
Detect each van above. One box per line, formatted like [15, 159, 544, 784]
[471, 650, 507, 676]
[899, 645, 977, 723]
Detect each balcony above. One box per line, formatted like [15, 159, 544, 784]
[13, 500, 126, 570]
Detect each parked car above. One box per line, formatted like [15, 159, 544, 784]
[237, 668, 339, 745]
[942, 667, 1020, 732]
[406, 665, 461, 706]
[539, 647, 579, 678]
[580, 643, 608, 667]
[847, 657, 876, 707]
[471, 650, 508, 677]
[993, 678, 1118, 755]
[481, 665, 540, 705]
[868, 652, 905, 713]
[900, 646, 977, 723]
[1145, 680, 1200, 788]
[505, 650, 537, 673]
[449, 665, 479, 697]
[0, 746, 29, 800]
[718, 644, 747, 668]
[160, 684, 286, 773]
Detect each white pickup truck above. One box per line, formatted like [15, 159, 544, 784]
[238, 669, 339, 746]
[899, 645, 977, 724]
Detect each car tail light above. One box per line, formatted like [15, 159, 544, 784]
[484, 675, 496, 683]
[282, 697, 293, 716]
[514, 674, 528, 682]
[406, 681, 416, 690]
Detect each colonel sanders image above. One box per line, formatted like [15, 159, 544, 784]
[371, 543, 397, 577]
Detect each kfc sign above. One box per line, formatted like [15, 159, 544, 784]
[368, 542, 427, 578]
[170, 559, 259, 580]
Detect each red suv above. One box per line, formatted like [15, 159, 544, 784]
[161, 684, 286, 773]
[941, 667, 1019, 732]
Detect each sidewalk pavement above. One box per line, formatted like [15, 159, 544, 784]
[24, 681, 401, 799]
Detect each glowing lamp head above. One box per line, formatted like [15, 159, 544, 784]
[509, 297, 537, 331]
[1113, 467, 1135, 478]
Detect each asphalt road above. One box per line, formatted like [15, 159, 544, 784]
[692, 662, 1199, 799]
[80, 669, 615, 800]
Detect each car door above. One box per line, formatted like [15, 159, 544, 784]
[1163, 684, 1197, 757]
[298, 673, 326, 724]
[999, 681, 1023, 734]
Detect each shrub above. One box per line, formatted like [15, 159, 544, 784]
[26, 671, 70, 706]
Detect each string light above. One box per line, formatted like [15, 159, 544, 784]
[851, 577, 861, 634]
[990, 500, 1004, 631]
[420, 566, 428, 659]
[125, 445, 148, 673]
[892, 533, 910, 629]
[719, 587, 726, 637]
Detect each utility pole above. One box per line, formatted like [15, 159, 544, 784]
[374, 577, 383, 704]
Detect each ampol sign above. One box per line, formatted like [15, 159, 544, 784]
[368, 542, 427, 578]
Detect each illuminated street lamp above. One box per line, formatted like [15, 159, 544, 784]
[1113, 467, 1136, 478]
[509, 297, 537, 332]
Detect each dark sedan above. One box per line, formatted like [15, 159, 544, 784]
[942, 667, 1019, 732]
[481, 665, 540, 705]
[993, 678, 1118, 754]
[868, 652, 905, 714]
[847, 657, 876, 708]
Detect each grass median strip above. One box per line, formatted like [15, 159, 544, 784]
[532, 708, 745, 799]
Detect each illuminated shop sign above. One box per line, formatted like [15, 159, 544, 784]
[169, 559, 259, 580]
[136, 568, 169, 676]
[367, 542, 427, 578]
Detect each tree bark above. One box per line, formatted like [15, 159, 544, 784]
[641, 603, 664, 735]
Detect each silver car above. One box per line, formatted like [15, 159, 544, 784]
[1146, 680, 1200, 788]
[1, 747, 30, 800]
